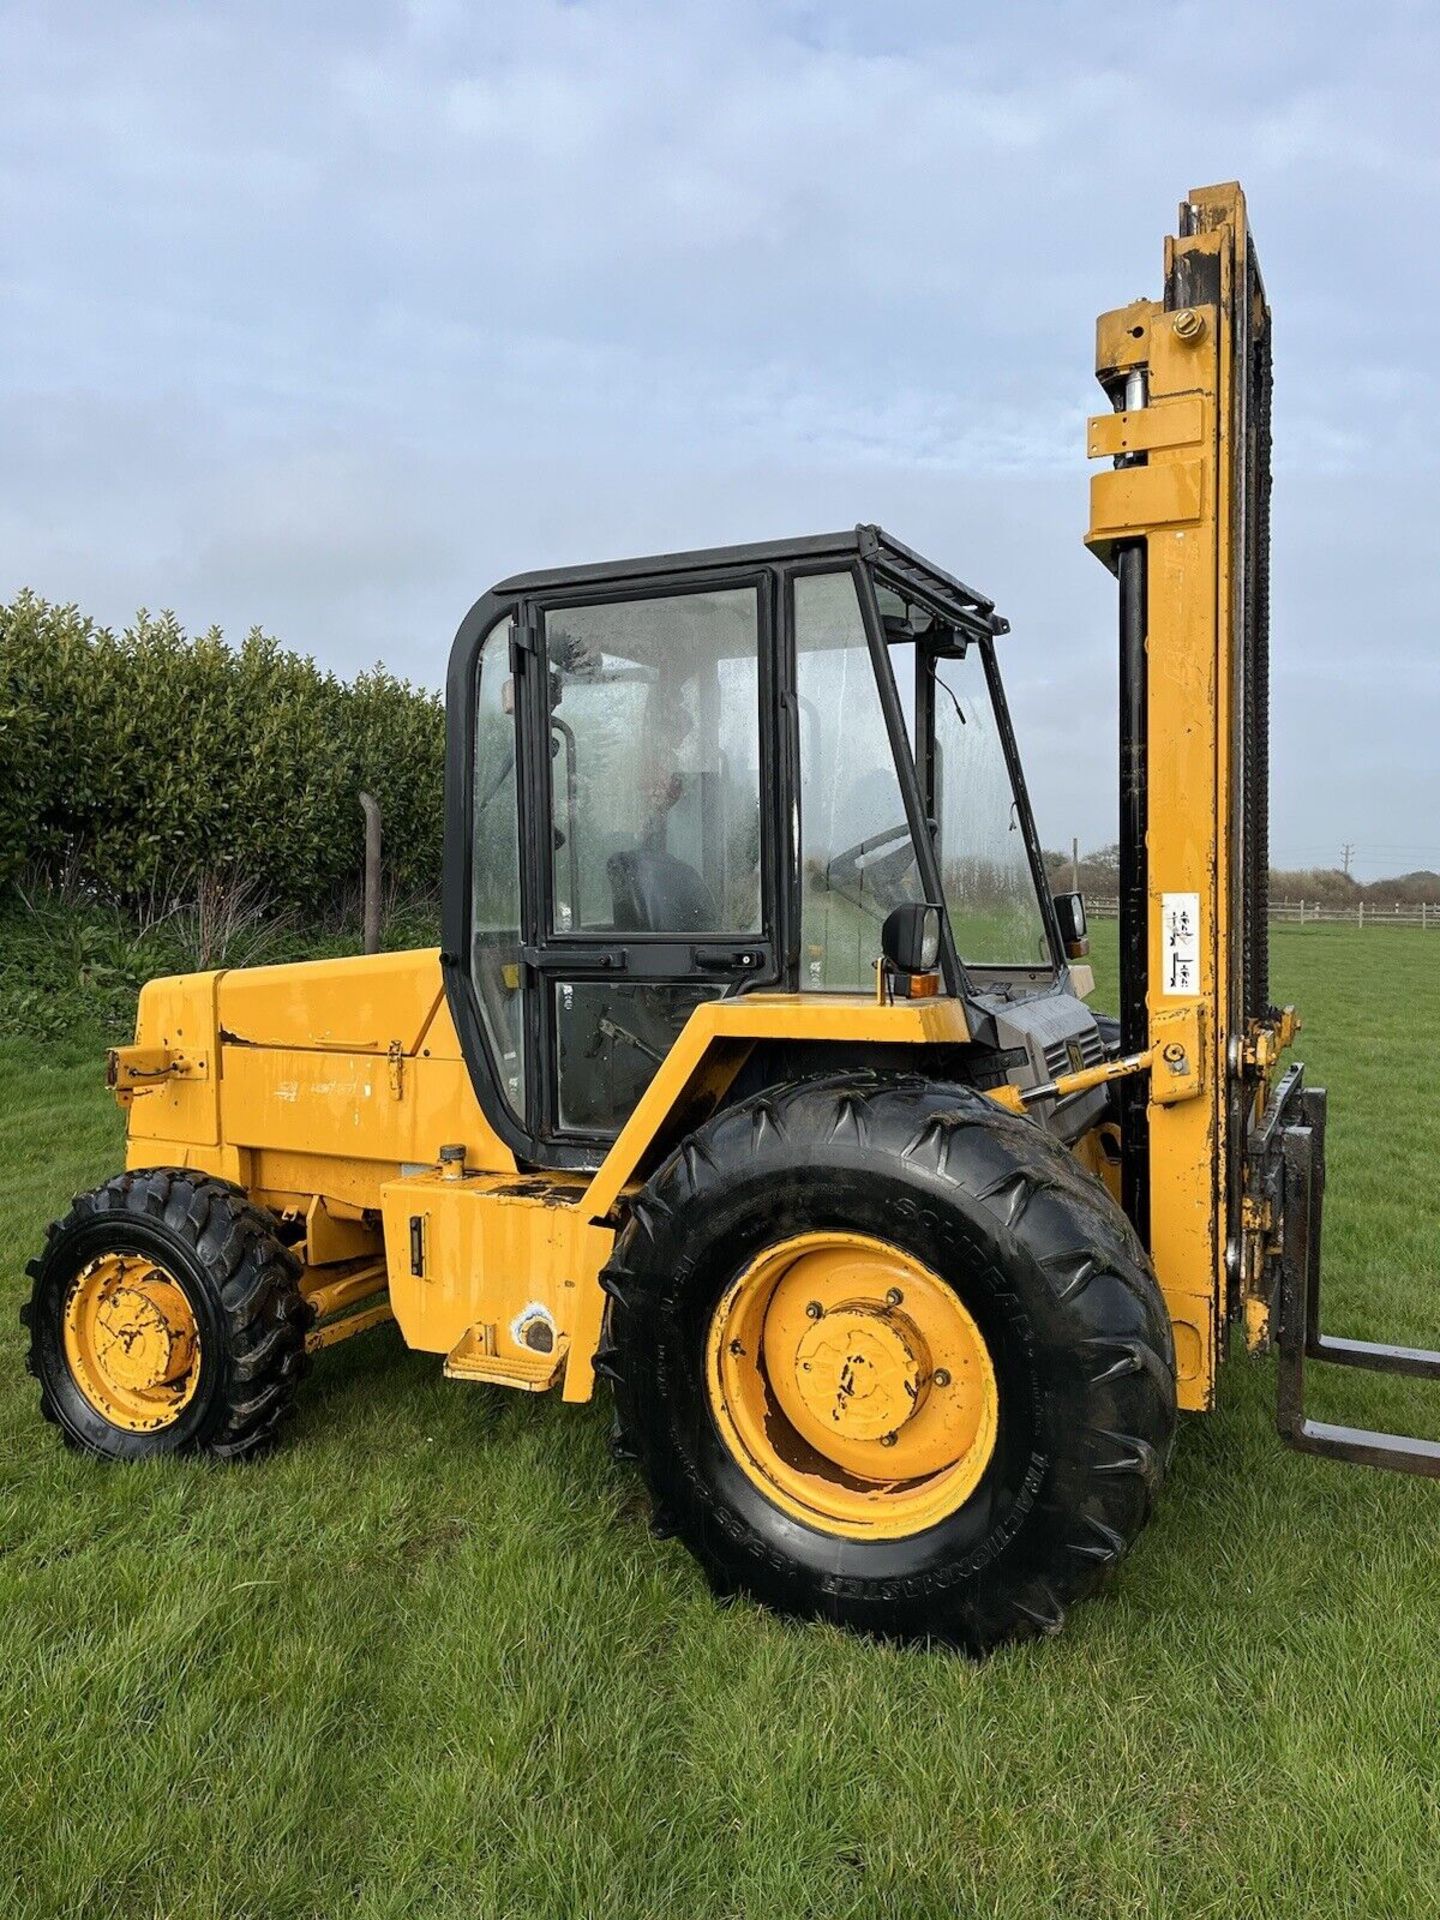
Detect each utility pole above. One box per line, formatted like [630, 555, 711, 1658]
[1341, 841, 1355, 877]
[1071, 836, 1080, 893]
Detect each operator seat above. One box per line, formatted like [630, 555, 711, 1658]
[608, 846, 717, 932]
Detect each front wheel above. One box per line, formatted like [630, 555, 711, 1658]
[602, 1075, 1176, 1652]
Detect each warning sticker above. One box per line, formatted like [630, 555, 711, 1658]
[1161, 892, 1201, 996]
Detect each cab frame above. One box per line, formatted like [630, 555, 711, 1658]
[441, 524, 1071, 1170]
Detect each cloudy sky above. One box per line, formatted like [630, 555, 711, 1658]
[5, 0, 1439, 877]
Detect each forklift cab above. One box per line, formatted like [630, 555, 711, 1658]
[442, 526, 1085, 1168]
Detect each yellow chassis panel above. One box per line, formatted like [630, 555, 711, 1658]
[116, 954, 973, 1402]
[379, 1171, 614, 1401]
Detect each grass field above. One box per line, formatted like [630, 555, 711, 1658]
[2, 923, 1439, 1920]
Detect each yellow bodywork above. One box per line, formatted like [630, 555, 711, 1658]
[113, 949, 975, 1402]
[111, 932, 1213, 1409]
[102, 185, 1276, 1429]
[1087, 181, 1293, 1408]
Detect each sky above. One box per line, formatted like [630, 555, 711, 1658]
[4, 0, 1439, 880]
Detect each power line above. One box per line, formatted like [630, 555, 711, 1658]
[1273, 843, 1440, 858]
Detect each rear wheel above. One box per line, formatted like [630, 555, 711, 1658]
[603, 1075, 1176, 1652]
[23, 1168, 310, 1461]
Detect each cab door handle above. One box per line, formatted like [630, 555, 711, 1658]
[521, 945, 627, 972]
[692, 946, 765, 973]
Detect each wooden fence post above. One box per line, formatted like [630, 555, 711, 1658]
[359, 792, 382, 955]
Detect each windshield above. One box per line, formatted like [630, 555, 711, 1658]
[930, 644, 1051, 968]
[796, 568, 1053, 986]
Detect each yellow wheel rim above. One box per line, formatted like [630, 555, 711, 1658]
[706, 1232, 999, 1540]
[62, 1252, 202, 1433]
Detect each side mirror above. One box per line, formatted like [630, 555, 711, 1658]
[1052, 891, 1089, 960]
[881, 902, 942, 991]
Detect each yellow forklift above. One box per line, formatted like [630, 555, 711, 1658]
[24, 183, 1429, 1651]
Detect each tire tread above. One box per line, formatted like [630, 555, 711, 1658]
[603, 1073, 1175, 1652]
[24, 1167, 311, 1462]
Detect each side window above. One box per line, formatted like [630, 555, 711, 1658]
[545, 588, 762, 936]
[794, 572, 924, 989]
[934, 649, 1051, 966]
[471, 616, 525, 1116]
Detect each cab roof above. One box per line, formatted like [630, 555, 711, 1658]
[492, 524, 1008, 640]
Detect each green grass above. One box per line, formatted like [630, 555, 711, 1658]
[2, 924, 1439, 1919]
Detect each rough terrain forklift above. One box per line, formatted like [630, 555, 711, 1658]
[25, 183, 1429, 1652]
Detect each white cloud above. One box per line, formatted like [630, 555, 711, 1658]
[3, 0, 1439, 864]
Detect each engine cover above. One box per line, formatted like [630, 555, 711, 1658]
[974, 989, 1109, 1143]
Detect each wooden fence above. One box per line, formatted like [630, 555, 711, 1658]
[1083, 898, 1439, 930]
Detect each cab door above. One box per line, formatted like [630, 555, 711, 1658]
[518, 571, 779, 1147]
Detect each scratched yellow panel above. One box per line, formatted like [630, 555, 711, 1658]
[379, 1172, 613, 1394]
[124, 973, 222, 1147]
[218, 1046, 510, 1173]
[1088, 458, 1205, 537]
[1086, 395, 1204, 460]
[217, 948, 447, 1055]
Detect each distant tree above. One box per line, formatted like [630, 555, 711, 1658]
[1270, 868, 1358, 907]
[1358, 870, 1440, 906]
[1069, 844, 1120, 896]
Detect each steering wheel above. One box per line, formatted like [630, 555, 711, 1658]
[824, 821, 918, 899]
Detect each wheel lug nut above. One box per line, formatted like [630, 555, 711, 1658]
[885, 1288, 903, 1308]
[933, 1368, 951, 1388]
[805, 1301, 823, 1320]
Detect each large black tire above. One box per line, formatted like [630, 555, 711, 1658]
[23, 1167, 310, 1462]
[603, 1074, 1176, 1652]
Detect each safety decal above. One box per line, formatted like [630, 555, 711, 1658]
[1161, 892, 1201, 996]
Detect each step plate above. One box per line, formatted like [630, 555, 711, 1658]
[444, 1325, 568, 1392]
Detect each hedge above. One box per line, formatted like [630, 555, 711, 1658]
[1, 591, 444, 910]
